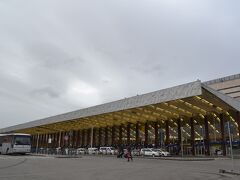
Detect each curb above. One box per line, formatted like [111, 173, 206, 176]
[30, 154, 82, 158]
[219, 169, 240, 176]
[83, 154, 215, 161]
[134, 156, 215, 161]
[30, 154, 215, 161]
[55, 155, 82, 158]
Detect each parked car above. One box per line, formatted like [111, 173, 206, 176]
[153, 148, 170, 157]
[140, 148, 159, 157]
[214, 149, 222, 155]
[132, 149, 141, 156]
[88, 148, 99, 155]
[77, 148, 87, 155]
[99, 147, 115, 155]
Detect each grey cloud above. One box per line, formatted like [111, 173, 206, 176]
[25, 42, 84, 69]
[30, 86, 61, 98]
[130, 63, 164, 75]
[0, 0, 240, 128]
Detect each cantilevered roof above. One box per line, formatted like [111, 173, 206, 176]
[0, 80, 240, 134]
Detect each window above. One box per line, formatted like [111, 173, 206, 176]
[14, 136, 31, 145]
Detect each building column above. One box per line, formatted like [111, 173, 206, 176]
[71, 131, 75, 148]
[62, 132, 66, 147]
[48, 134, 51, 148]
[127, 123, 131, 145]
[41, 134, 45, 147]
[32, 135, 35, 147]
[82, 130, 86, 147]
[204, 116, 210, 156]
[111, 126, 116, 146]
[43, 134, 46, 148]
[45, 134, 48, 147]
[34, 135, 37, 147]
[177, 119, 181, 154]
[66, 132, 70, 147]
[75, 130, 79, 148]
[220, 114, 226, 156]
[74, 130, 78, 148]
[40, 134, 44, 147]
[78, 130, 81, 147]
[119, 125, 123, 145]
[105, 127, 108, 146]
[98, 128, 102, 147]
[237, 112, 240, 140]
[144, 121, 149, 147]
[165, 120, 170, 148]
[79, 130, 82, 147]
[58, 133, 61, 147]
[47, 134, 50, 148]
[38, 135, 41, 147]
[49, 134, 52, 147]
[51, 134, 54, 148]
[190, 118, 195, 156]
[154, 121, 159, 147]
[41, 134, 44, 148]
[53, 133, 56, 148]
[93, 128, 96, 147]
[59, 132, 63, 147]
[41, 134, 44, 147]
[135, 122, 140, 146]
[59, 133, 62, 147]
[87, 129, 91, 147]
[67, 132, 71, 147]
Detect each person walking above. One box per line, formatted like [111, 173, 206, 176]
[126, 146, 133, 162]
[117, 145, 124, 158]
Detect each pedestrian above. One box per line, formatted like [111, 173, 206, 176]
[126, 146, 133, 162]
[117, 145, 124, 158]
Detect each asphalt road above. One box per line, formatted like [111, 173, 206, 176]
[0, 155, 239, 180]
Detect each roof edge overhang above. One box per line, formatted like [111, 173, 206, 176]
[0, 80, 202, 133]
[201, 83, 240, 112]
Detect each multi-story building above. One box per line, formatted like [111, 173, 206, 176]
[205, 74, 240, 101]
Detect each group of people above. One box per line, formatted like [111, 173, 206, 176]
[117, 145, 133, 162]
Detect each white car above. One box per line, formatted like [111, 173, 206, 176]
[153, 149, 170, 157]
[132, 149, 141, 156]
[140, 148, 159, 157]
[88, 148, 99, 155]
[99, 147, 115, 155]
[77, 148, 87, 155]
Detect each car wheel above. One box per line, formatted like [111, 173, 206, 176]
[152, 154, 155, 157]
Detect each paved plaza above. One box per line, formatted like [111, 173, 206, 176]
[0, 155, 239, 180]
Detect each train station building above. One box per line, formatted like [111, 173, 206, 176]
[1, 74, 240, 156]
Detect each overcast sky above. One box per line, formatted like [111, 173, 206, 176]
[0, 0, 240, 129]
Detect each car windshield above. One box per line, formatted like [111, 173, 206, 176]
[14, 135, 31, 145]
